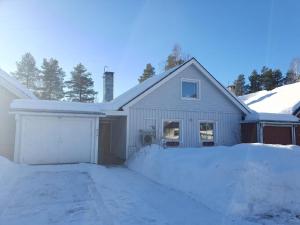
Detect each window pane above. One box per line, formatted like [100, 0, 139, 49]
[182, 81, 198, 98]
[163, 121, 180, 140]
[200, 122, 214, 142]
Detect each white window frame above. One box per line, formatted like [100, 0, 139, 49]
[162, 119, 183, 146]
[199, 120, 217, 146]
[181, 78, 201, 100]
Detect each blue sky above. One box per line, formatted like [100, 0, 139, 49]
[0, 0, 300, 101]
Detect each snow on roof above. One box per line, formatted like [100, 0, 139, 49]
[109, 64, 182, 110]
[244, 112, 300, 123]
[11, 99, 112, 115]
[239, 82, 300, 114]
[0, 68, 37, 99]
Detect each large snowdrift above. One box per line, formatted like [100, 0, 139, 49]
[127, 144, 300, 219]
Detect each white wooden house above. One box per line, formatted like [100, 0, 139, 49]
[9, 58, 255, 164]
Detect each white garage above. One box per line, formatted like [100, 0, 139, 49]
[11, 100, 104, 164]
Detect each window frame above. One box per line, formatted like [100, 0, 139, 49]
[181, 78, 201, 100]
[198, 120, 217, 146]
[162, 119, 183, 147]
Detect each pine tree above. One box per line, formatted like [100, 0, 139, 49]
[65, 63, 97, 102]
[272, 69, 284, 88]
[261, 66, 273, 90]
[261, 67, 283, 90]
[164, 44, 186, 71]
[233, 74, 246, 96]
[12, 52, 39, 93]
[40, 58, 65, 100]
[285, 69, 298, 84]
[138, 63, 155, 83]
[248, 70, 262, 93]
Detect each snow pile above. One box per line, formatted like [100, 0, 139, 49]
[239, 82, 300, 114]
[0, 156, 15, 183]
[127, 144, 300, 219]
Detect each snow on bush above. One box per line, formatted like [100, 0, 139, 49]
[127, 144, 300, 218]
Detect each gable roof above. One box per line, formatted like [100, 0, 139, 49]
[0, 68, 37, 99]
[239, 82, 300, 115]
[110, 58, 251, 114]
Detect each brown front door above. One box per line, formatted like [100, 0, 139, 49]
[98, 121, 112, 164]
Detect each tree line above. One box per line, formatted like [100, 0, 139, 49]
[232, 58, 300, 96]
[12, 53, 97, 102]
[138, 44, 190, 83]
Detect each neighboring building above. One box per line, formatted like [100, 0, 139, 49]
[10, 58, 251, 164]
[0, 68, 37, 160]
[239, 82, 300, 146]
[241, 113, 300, 146]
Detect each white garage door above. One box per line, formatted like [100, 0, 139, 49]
[18, 115, 97, 164]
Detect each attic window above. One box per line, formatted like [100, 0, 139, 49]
[181, 79, 199, 99]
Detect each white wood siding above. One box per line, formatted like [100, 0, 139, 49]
[126, 64, 243, 156]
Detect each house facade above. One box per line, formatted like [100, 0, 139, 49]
[9, 58, 300, 165]
[124, 61, 248, 156]
[10, 58, 252, 164]
[0, 69, 37, 160]
[239, 82, 300, 146]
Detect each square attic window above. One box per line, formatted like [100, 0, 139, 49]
[181, 80, 199, 99]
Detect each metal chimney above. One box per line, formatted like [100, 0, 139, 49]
[103, 71, 114, 102]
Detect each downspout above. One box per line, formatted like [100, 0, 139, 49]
[292, 125, 296, 145]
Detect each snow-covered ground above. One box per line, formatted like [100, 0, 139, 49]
[0, 155, 256, 225]
[1, 144, 300, 225]
[127, 144, 300, 225]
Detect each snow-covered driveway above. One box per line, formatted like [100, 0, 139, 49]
[0, 163, 255, 225]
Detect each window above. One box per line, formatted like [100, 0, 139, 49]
[200, 122, 215, 146]
[163, 120, 180, 147]
[181, 80, 199, 99]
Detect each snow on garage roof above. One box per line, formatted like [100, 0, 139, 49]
[239, 82, 300, 115]
[11, 99, 111, 115]
[0, 68, 37, 99]
[244, 112, 300, 123]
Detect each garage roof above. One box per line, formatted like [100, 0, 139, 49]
[11, 99, 108, 115]
[244, 112, 300, 123]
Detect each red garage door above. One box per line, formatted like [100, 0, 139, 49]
[263, 126, 292, 145]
